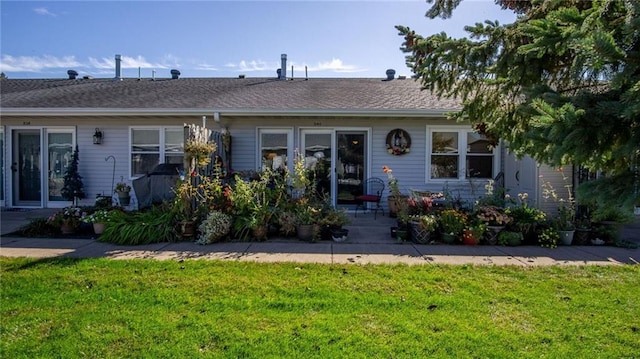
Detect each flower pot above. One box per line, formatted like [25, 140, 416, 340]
[179, 220, 196, 238]
[462, 229, 480, 245]
[441, 233, 456, 244]
[331, 228, 349, 242]
[395, 229, 409, 242]
[558, 230, 574, 246]
[387, 195, 408, 218]
[117, 192, 131, 206]
[574, 229, 591, 245]
[93, 222, 106, 235]
[409, 221, 431, 244]
[253, 225, 268, 241]
[296, 224, 315, 241]
[390, 226, 398, 238]
[485, 225, 504, 245]
[60, 223, 76, 235]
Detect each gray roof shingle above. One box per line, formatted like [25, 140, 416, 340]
[0, 77, 460, 113]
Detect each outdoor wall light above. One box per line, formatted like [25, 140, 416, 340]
[93, 128, 103, 144]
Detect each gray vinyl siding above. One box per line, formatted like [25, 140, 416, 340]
[2, 115, 551, 211]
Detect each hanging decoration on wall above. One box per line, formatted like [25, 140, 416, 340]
[386, 128, 411, 155]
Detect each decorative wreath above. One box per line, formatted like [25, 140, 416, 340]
[386, 129, 411, 156]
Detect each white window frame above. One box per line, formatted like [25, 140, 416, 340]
[256, 127, 293, 171]
[426, 126, 499, 182]
[130, 126, 184, 178]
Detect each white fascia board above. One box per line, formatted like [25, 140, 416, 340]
[1, 108, 456, 118]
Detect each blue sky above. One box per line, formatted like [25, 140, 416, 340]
[0, 1, 517, 79]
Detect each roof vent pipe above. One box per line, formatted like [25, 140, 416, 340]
[385, 69, 396, 81]
[115, 54, 122, 80]
[170, 69, 180, 79]
[280, 54, 287, 80]
[67, 70, 78, 80]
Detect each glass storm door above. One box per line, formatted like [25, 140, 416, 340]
[47, 132, 73, 202]
[336, 131, 366, 208]
[301, 130, 332, 201]
[12, 129, 42, 206]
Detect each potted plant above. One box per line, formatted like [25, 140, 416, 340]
[295, 199, 320, 241]
[439, 208, 468, 243]
[82, 209, 111, 235]
[383, 166, 409, 218]
[115, 182, 132, 206]
[408, 214, 438, 244]
[462, 222, 486, 245]
[318, 206, 351, 241]
[573, 217, 592, 245]
[48, 206, 83, 234]
[277, 210, 298, 237]
[196, 210, 232, 244]
[507, 193, 546, 243]
[556, 204, 576, 245]
[475, 205, 512, 244]
[591, 205, 635, 244]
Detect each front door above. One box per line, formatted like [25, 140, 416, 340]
[300, 129, 369, 208]
[336, 131, 367, 209]
[12, 129, 42, 207]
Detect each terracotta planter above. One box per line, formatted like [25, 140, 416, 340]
[60, 223, 76, 235]
[462, 229, 480, 245]
[253, 225, 268, 241]
[93, 222, 106, 235]
[179, 221, 196, 238]
[387, 195, 408, 218]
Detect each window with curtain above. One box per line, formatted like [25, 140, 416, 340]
[429, 129, 495, 180]
[131, 127, 183, 177]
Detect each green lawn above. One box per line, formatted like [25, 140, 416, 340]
[1, 258, 639, 358]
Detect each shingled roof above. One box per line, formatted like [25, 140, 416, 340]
[0, 76, 460, 115]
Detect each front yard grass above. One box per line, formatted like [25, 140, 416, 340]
[1, 257, 639, 358]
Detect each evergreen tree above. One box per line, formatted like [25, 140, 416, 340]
[397, 0, 640, 207]
[61, 145, 85, 204]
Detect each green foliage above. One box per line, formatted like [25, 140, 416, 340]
[398, 0, 640, 207]
[196, 210, 232, 244]
[16, 217, 59, 237]
[538, 226, 559, 248]
[99, 205, 179, 245]
[60, 145, 84, 202]
[498, 230, 523, 246]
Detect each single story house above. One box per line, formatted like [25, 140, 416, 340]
[0, 55, 570, 212]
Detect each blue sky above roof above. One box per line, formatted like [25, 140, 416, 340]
[0, 1, 516, 79]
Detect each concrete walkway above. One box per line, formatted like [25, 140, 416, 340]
[1, 208, 639, 266]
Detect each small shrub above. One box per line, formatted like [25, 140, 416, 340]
[17, 218, 59, 237]
[197, 211, 232, 244]
[538, 227, 559, 248]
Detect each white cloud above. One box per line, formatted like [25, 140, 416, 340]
[195, 63, 218, 71]
[0, 55, 81, 72]
[309, 58, 367, 73]
[88, 55, 167, 69]
[225, 60, 271, 72]
[33, 7, 57, 17]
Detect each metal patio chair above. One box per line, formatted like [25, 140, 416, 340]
[354, 177, 385, 219]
